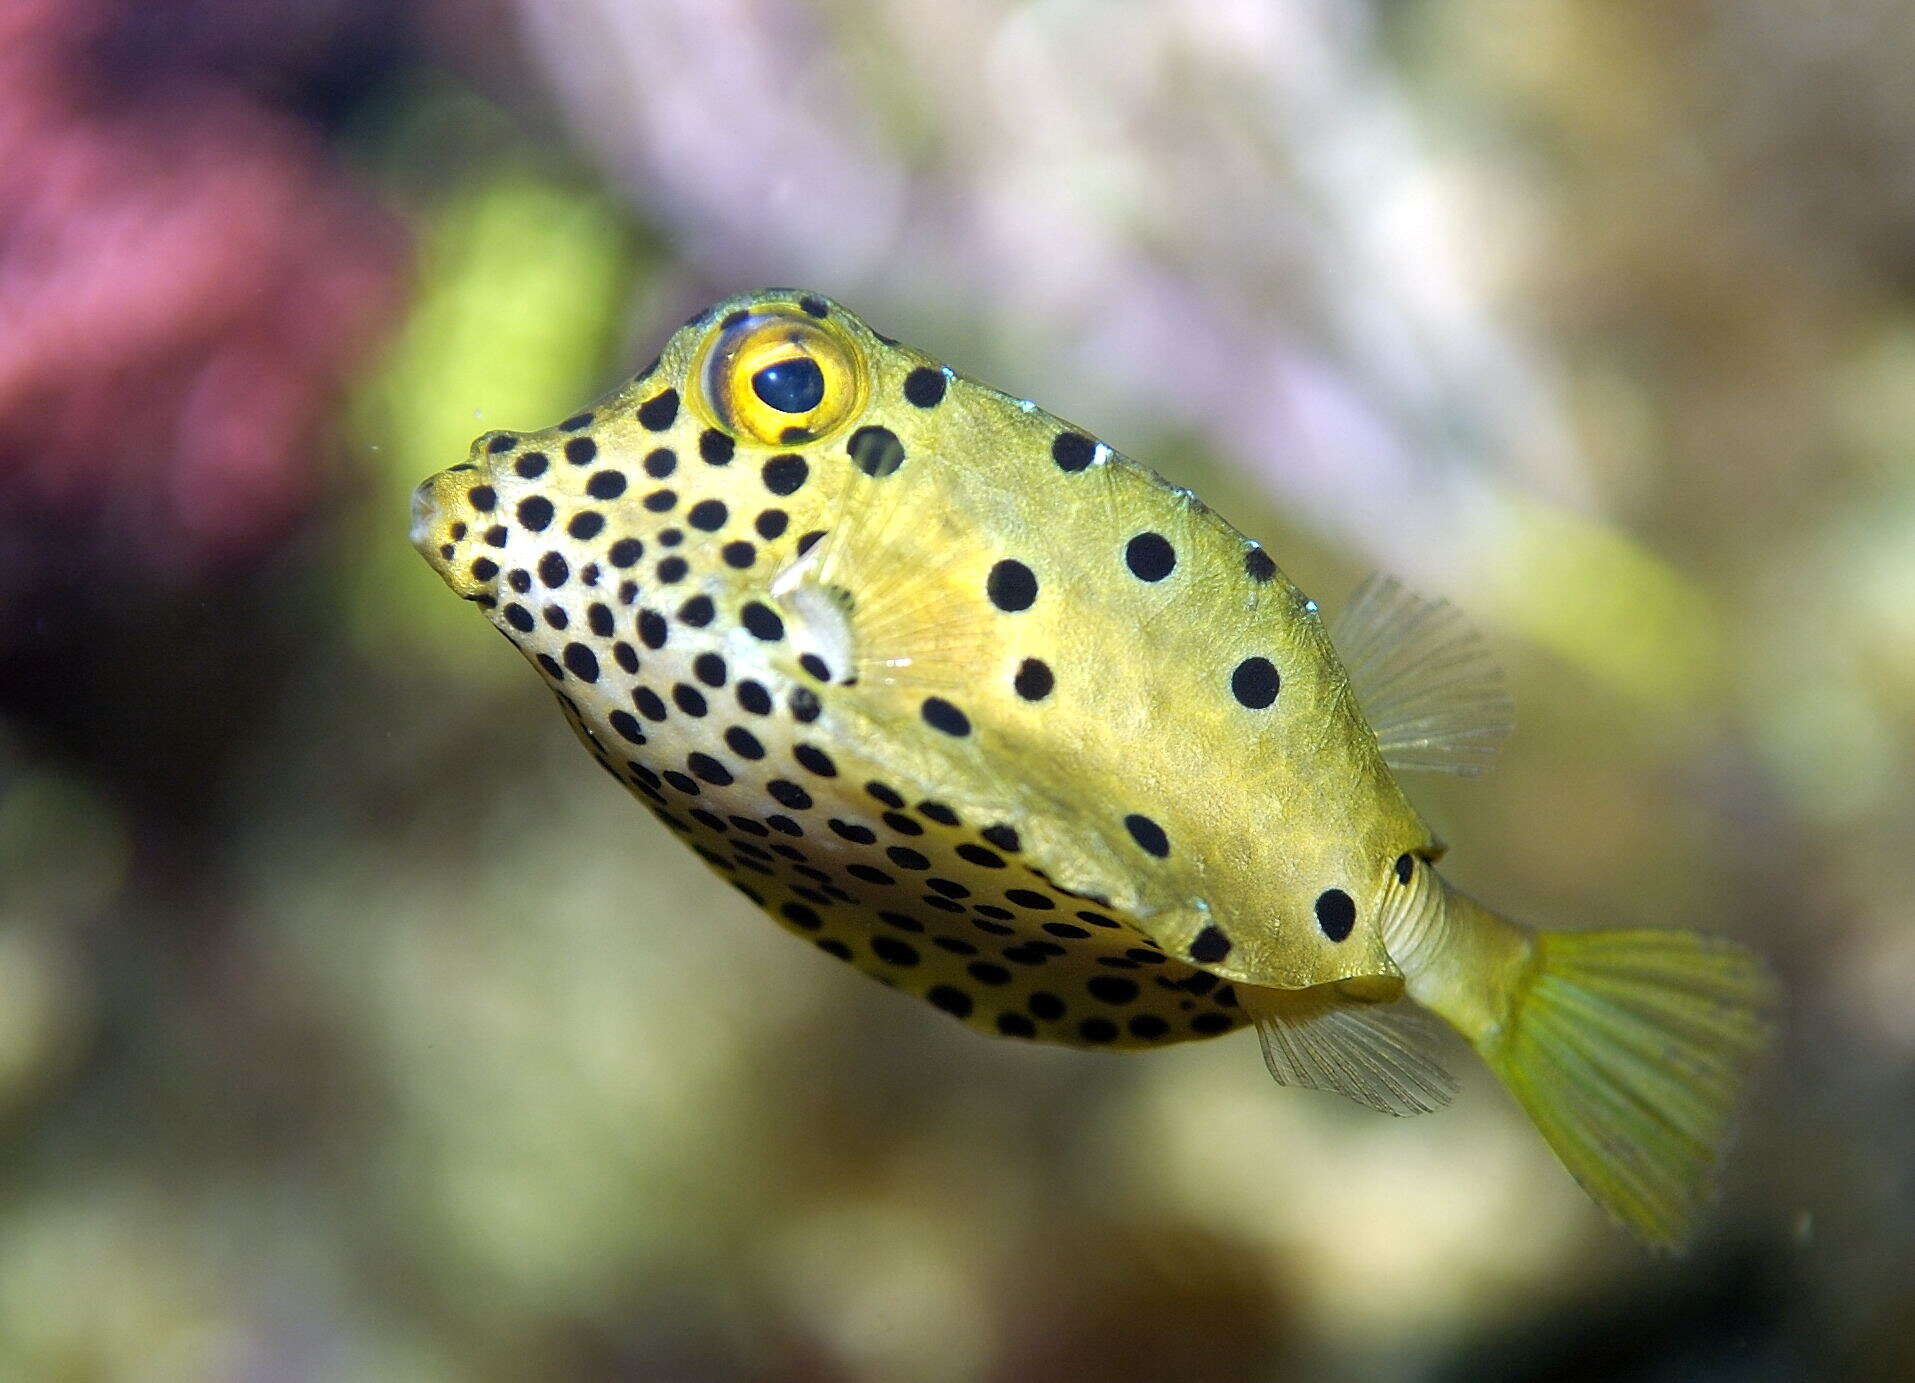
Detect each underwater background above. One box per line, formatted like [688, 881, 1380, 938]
[1, 1, 1910, 1378]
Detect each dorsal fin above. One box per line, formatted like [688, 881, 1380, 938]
[1238, 983, 1458, 1117]
[1331, 574, 1512, 776]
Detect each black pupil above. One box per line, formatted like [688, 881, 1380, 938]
[751, 357, 826, 414]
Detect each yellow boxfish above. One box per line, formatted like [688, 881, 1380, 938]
[411, 289, 1773, 1248]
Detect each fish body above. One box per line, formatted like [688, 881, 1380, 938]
[413, 290, 1773, 1246]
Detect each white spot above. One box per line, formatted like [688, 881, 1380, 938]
[1015, 399, 1037, 413]
[1304, 599, 1319, 615]
[1092, 443, 1111, 466]
[941, 365, 956, 380]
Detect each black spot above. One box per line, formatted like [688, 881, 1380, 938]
[693, 652, 727, 686]
[657, 556, 688, 583]
[794, 744, 837, 777]
[1231, 657, 1281, 710]
[848, 425, 905, 477]
[517, 496, 554, 532]
[797, 530, 826, 555]
[633, 687, 668, 721]
[1077, 911, 1120, 929]
[879, 910, 925, 934]
[699, 429, 735, 465]
[1004, 888, 1053, 910]
[997, 1013, 1036, 1038]
[644, 489, 677, 512]
[927, 986, 973, 1019]
[872, 936, 920, 966]
[543, 606, 569, 630]
[567, 511, 605, 540]
[1124, 813, 1169, 857]
[1029, 992, 1065, 1021]
[955, 844, 1004, 869]
[903, 367, 947, 407]
[799, 653, 831, 682]
[672, 684, 708, 716]
[582, 469, 625, 501]
[737, 680, 773, 715]
[1192, 1013, 1234, 1035]
[638, 610, 668, 648]
[644, 447, 676, 478]
[467, 485, 497, 513]
[722, 308, 751, 329]
[484, 525, 507, 546]
[722, 540, 756, 569]
[1244, 547, 1276, 583]
[815, 938, 852, 960]
[638, 389, 680, 430]
[741, 602, 784, 641]
[883, 812, 922, 836]
[1051, 431, 1096, 472]
[515, 452, 548, 479]
[536, 653, 565, 681]
[565, 436, 597, 466]
[658, 528, 683, 546]
[980, 824, 1019, 852]
[829, 819, 877, 845]
[1395, 853, 1414, 884]
[725, 726, 765, 759]
[677, 595, 715, 627]
[609, 710, 645, 744]
[1128, 1015, 1169, 1040]
[1013, 658, 1053, 701]
[613, 642, 639, 673]
[799, 294, 830, 318]
[967, 962, 1011, 986]
[1087, 976, 1139, 1005]
[918, 801, 959, 826]
[986, 559, 1037, 612]
[755, 509, 788, 540]
[470, 557, 499, 582]
[1316, 888, 1356, 942]
[921, 698, 970, 736]
[886, 846, 930, 871]
[688, 499, 728, 531]
[538, 552, 570, 587]
[608, 537, 643, 567]
[1125, 532, 1176, 582]
[508, 569, 532, 593]
[687, 752, 732, 785]
[768, 779, 812, 811]
[487, 433, 517, 453]
[1042, 922, 1089, 940]
[587, 603, 615, 636]
[503, 604, 535, 632]
[1189, 926, 1232, 963]
[790, 687, 821, 723]
[561, 411, 594, 431]
[762, 454, 808, 495]
[781, 901, 822, 931]
[1078, 1018, 1118, 1043]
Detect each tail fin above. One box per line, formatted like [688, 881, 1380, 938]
[1394, 878, 1776, 1249]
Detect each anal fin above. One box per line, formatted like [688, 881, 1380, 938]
[1239, 984, 1458, 1117]
[1332, 574, 1513, 776]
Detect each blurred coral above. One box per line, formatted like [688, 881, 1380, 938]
[0, 0, 405, 576]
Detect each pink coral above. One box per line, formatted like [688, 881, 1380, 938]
[0, 0, 405, 574]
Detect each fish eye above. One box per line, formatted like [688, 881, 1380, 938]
[695, 306, 865, 445]
[751, 357, 826, 414]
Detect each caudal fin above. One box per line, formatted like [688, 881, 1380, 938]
[1480, 926, 1776, 1248]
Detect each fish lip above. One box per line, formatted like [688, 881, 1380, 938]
[409, 477, 442, 561]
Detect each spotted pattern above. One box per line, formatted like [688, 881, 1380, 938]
[412, 288, 1421, 1055]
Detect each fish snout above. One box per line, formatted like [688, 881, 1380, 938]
[410, 464, 500, 601]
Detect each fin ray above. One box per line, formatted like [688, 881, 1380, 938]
[1240, 984, 1458, 1117]
[1332, 574, 1512, 776]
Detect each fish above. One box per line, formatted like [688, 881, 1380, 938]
[410, 288, 1774, 1248]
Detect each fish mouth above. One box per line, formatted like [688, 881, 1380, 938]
[410, 464, 497, 600]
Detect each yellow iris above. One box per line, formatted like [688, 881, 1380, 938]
[695, 307, 866, 446]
